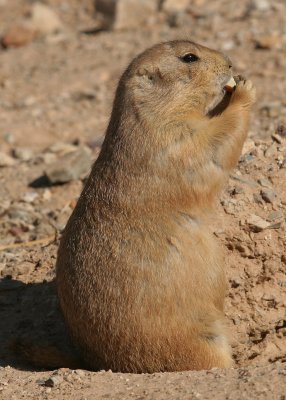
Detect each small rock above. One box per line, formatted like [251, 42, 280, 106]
[43, 189, 52, 201]
[255, 35, 280, 50]
[96, 0, 157, 30]
[0, 152, 16, 167]
[72, 89, 97, 102]
[251, 0, 270, 11]
[221, 40, 236, 51]
[267, 211, 284, 222]
[48, 142, 78, 156]
[261, 189, 276, 204]
[268, 221, 283, 230]
[74, 369, 85, 377]
[264, 143, 277, 158]
[22, 192, 39, 204]
[247, 214, 270, 232]
[257, 178, 272, 188]
[12, 147, 34, 161]
[44, 375, 63, 387]
[30, 2, 64, 35]
[239, 153, 255, 163]
[45, 146, 92, 184]
[1, 25, 37, 48]
[230, 174, 259, 188]
[36, 379, 46, 386]
[271, 133, 283, 144]
[232, 186, 244, 195]
[44, 32, 69, 44]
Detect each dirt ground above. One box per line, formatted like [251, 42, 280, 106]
[0, 0, 285, 398]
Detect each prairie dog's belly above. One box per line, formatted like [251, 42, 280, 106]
[57, 214, 227, 373]
[58, 212, 225, 334]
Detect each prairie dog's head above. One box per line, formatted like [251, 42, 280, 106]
[116, 40, 233, 124]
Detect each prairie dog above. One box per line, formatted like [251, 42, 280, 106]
[56, 40, 256, 373]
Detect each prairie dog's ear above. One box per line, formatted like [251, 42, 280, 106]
[136, 65, 162, 84]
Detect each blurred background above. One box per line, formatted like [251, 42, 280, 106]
[0, 0, 285, 152]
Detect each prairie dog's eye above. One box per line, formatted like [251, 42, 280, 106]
[180, 53, 199, 63]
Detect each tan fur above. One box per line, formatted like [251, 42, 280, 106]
[56, 40, 256, 373]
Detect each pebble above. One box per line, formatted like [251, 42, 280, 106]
[0, 152, 16, 167]
[96, 0, 157, 30]
[30, 2, 64, 35]
[1, 25, 36, 48]
[221, 40, 236, 51]
[48, 142, 78, 156]
[255, 34, 280, 50]
[271, 133, 283, 144]
[261, 189, 276, 204]
[12, 147, 34, 161]
[268, 221, 283, 230]
[258, 178, 272, 188]
[239, 153, 255, 163]
[72, 89, 97, 102]
[232, 186, 244, 195]
[43, 189, 52, 201]
[74, 369, 85, 377]
[44, 375, 63, 387]
[45, 146, 92, 184]
[22, 192, 39, 204]
[247, 214, 270, 232]
[251, 0, 271, 12]
[230, 174, 259, 188]
[267, 211, 284, 222]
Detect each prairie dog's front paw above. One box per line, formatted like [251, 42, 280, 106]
[230, 78, 256, 108]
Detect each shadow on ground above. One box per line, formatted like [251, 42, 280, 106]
[0, 277, 75, 370]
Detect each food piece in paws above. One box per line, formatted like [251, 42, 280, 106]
[224, 76, 236, 93]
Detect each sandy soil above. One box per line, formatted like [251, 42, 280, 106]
[0, 0, 285, 398]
